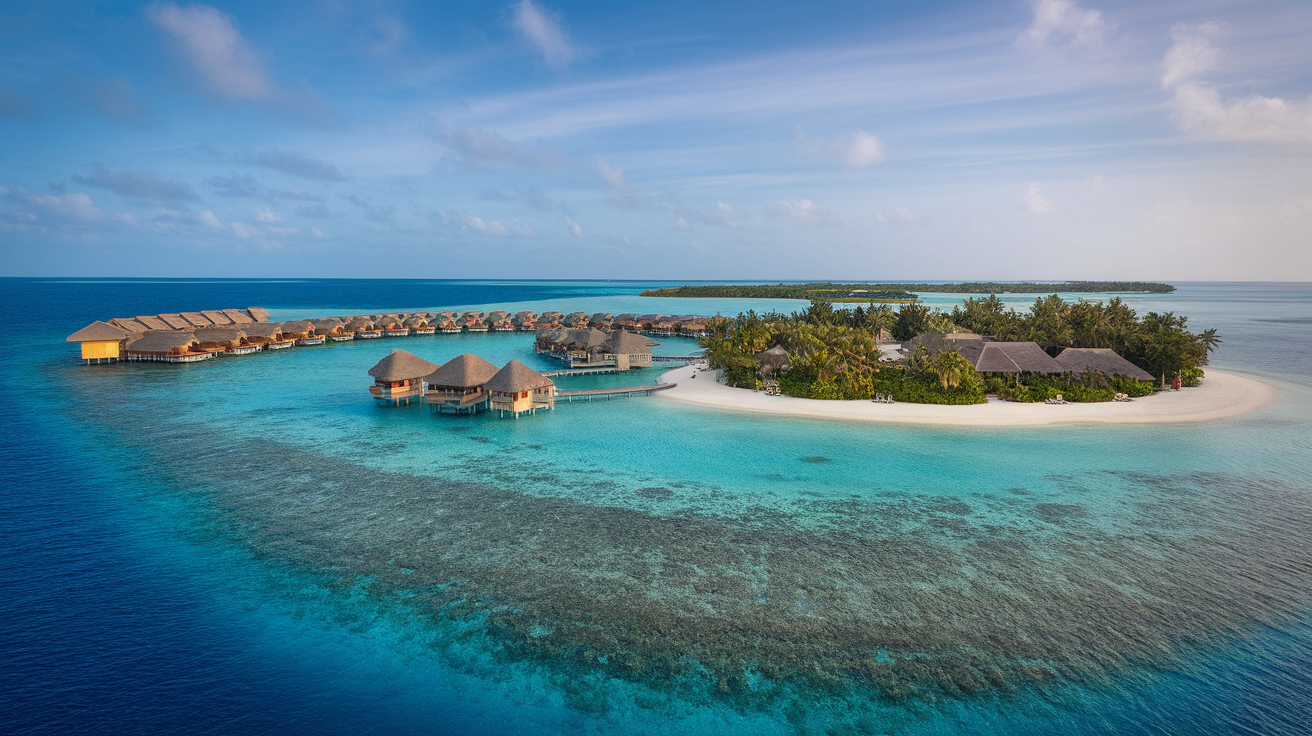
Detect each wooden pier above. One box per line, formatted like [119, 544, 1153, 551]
[542, 366, 623, 377]
[651, 355, 701, 362]
[556, 383, 676, 402]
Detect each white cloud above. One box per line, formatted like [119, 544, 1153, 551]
[1161, 24, 1312, 146]
[464, 215, 535, 237]
[25, 191, 105, 221]
[251, 206, 280, 223]
[593, 157, 628, 190]
[199, 209, 222, 228]
[147, 3, 272, 100]
[564, 215, 584, 238]
[766, 198, 838, 225]
[675, 217, 689, 230]
[875, 206, 917, 224]
[267, 225, 297, 235]
[510, 0, 580, 68]
[231, 221, 258, 238]
[1019, 0, 1107, 50]
[311, 227, 330, 239]
[1024, 184, 1052, 214]
[1161, 23, 1221, 89]
[796, 129, 886, 168]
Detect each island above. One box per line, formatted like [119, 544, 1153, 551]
[639, 281, 1176, 300]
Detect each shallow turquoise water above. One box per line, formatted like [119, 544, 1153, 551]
[5, 280, 1312, 735]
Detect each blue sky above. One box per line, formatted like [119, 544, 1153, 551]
[1, 0, 1310, 279]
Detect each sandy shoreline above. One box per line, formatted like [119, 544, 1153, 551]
[656, 365, 1279, 426]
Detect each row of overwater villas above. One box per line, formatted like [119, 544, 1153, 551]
[533, 328, 658, 370]
[65, 307, 713, 364]
[368, 350, 556, 418]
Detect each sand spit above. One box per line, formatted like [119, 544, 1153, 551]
[658, 366, 1278, 426]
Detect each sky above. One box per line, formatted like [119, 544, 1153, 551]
[1, 0, 1310, 280]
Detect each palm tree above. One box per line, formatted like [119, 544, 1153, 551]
[928, 348, 971, 391]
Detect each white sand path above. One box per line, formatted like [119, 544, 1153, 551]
[656, 365, 1278, 426]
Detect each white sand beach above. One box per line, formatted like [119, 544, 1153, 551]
[657, 365, 1279, 426]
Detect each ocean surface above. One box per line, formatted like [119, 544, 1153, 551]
[3, 279, 1312, 735]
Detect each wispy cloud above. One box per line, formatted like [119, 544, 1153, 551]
[875, 206, 917, 225]
[343, 194, 397, 222]
[1018, 0, 1107, 51]
[1, 186, 106, 225]
[73, 163, 198, 203]
[464, 215, 535, 237]
[251, 206, 280, 223]
[795, 129, 886, 168]
[250, 150, 349, 181]
[1024, 183, 1052, 214]
[563, 215, 584, 238]
[433, 120, 627, 189]
[764, 198, 838, 225]
[147, 3, 271, 100]
[510, 0, 581, 68]
[1161, 24, 1312, 146]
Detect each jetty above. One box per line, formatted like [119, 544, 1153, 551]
[557, 384, 677, 402]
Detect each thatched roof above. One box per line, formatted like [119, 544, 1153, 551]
[755, 345, 791, 369]
[1055, 348, 1153, 381]
[125, 331, 199, 354]
[604, 330, 653, 355]
[242, 322, 284, 338]
[310, 318, 343, 332]
[181, 312, 213, 327]
[368, 350, 440, 382]
[974, 342, 1063, 374]
[903, 332, 989, 365]
[280, 320, 314, 334]
[193, 327, 245, 344]
[223, 309, 254, 324]
[540, 311, 563, 320]
[486, 360, 554, 393]
[157, 313, 191, 330]
[134, 315, 170, 330]
[67, 321, 131, 342]
[109, 318, 149, 333]
[201, 310, 233, 325]
[247, 307, 270, 322]
[425, 354, 501, 388]
[343, 318, 373, 331]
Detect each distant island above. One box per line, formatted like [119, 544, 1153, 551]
[640, 281, 1176, 301]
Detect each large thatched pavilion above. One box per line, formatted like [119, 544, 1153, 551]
[1054, 348, 1154, 381]
[368, 350, 439, 405]
[486, 360, 556, 418]
[424, 354, 501, 414]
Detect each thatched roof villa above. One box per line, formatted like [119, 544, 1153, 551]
[1054, 348, 1154, 381]
[65, 321, 132, 363]
[973, 342, 1064, 374]
[486, 360, 556, 418]
[368, 349, 439, 405]
[193, 327, 246, 351]
[602, 330, 654, 370]
[424, 353, 501, 414]
[124, 331, 210, 363]
[242, 322, 285, 344]
[755, 345, 791, 376]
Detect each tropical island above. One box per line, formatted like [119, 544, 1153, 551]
[640, 281, 1176, 300]
[689, 294, 1221, 402]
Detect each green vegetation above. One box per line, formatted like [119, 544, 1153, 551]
[641, 281, 1175, 299]
[701, 294, 1217, 404]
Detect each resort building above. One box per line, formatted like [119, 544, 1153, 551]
[124, 331, 210, 363]
[486, 360, 556, 418]
[65, 321, 132, 363]
[192, 327, 246, 352]
[1054, 348, 1154, 381]
[368, 349, 439, 405]
[903, 333, 1065, 375]
[424, 353, 501, 414]
[242, 322, 285, 345]
[535, 328, 655, 370]
[602, 331, 654, 370]
[513, 312, 539, 330]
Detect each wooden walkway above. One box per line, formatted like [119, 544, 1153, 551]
[556, 383, 677, 401]
[651, 355, 701, 362]
[542, 366, 622, 376]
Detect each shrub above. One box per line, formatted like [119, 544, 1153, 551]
[1109, 376, 1155, 397]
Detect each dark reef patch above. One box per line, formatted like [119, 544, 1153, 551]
[74, 394, 1312, 718]
[799, 456, 831, 464]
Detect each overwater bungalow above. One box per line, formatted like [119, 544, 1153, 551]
[464, 312, 489, 332]
[280, 320, 314, 340]
[157, 313, 192, 330]
[223, 309, 256, 325]
[66, 321, 132, 363]
[638, 314, 661, 331]
[424, 353, 501, 414]
[180, 311, 215, 328]
[486, 360, 556, 418]
[201, 310, 234, 326]
[613, 314, 639, 331]
[407, 315, 436, 335]
[311, 318, 345, 337]
[678, 318, 709, 337]
[248, 307, 271, 322]
[193, 327, 246, 352]
[241, 322, 285, 345]
[602, 330, 653, 370]
[1054, 348, 1154, 381]
[590, 313, 614, 329]
[513, 311, 539, 330]
[539, 311, 563, 328]
[367, 349, 439, 406]
[438, 317, 461, 333]
[379, 315, 409, 337]
[565, 312, 589, 329]
[124, 331, 211, 363]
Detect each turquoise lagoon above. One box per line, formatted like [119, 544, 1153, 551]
[3, 280, 1312, 735]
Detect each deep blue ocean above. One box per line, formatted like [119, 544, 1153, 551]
[3, 279, 1312, 735]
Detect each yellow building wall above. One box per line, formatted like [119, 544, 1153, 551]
[80, 340, 121, 359]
